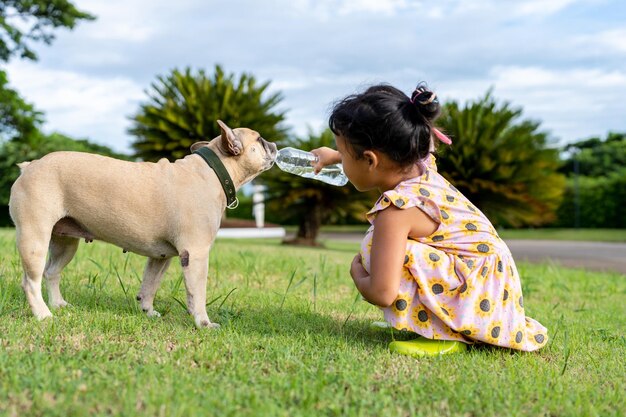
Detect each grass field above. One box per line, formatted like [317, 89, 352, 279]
[0, 228, 624, 416]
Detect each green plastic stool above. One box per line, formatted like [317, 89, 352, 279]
[389, 338, 467, 357]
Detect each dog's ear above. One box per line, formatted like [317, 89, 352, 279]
[217, 120, 243, 156]
[190, 141, 211, 153]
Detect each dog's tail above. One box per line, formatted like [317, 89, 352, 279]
[17, 161, 32, 172]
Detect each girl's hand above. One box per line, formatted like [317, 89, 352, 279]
[310, 147, 341, 174]
[350, 253, 368, 280]
[350, 254, 371, 303]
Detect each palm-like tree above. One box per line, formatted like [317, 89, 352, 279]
[436, 92, 565, 228]
[262, 128, 377, 246]
[129, 65, 288, 161]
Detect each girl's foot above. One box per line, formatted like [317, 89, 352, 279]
[389, 338, 467, 357]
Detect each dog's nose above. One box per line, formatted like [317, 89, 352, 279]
[264, 140, 278, 159]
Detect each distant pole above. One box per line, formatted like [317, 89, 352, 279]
[252, 184, 266, 228]
[573, 151, 580, 229]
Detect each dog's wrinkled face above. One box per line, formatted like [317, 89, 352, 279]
[229, 126, 277, 173]
[190, 120, 277, 184]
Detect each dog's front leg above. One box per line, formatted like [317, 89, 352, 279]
[137, 257, 172, 317]
[180, 249, 219, 329]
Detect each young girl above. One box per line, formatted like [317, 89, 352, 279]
[312, 83, 548, 356]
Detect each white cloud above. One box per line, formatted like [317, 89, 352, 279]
[71, 0, 160, 42]
[337, 0, 410, 15]
[512, 0, 581, 17]
[289, 0, 410, 17]
[578, 29, 626, 53]
[489, 65, 626, 90]
[486, 65, 626, 142]
[6, 61, 144, 152]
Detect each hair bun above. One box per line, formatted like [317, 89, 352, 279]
[409, 83, 440, 122]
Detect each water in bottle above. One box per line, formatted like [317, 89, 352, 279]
[274, 147, 349, 186]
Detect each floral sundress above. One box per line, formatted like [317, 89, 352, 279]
[360, 155, 548, 351]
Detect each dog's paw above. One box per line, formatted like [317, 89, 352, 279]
[146, 310, 161, 318]
[34, 310, 53, 321]
[50, 300, 69, 309]
[194, 317, 220, 329]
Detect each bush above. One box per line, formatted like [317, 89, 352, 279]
[555, 169, 626, 228]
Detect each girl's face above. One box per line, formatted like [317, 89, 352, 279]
[335, 134, 376, 191]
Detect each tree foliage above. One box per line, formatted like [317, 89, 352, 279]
[560, 132, 626, 177]
[262, 128, 377, 246]
[555, 169, 626, 228]
[0, 70, 42, 142]
[129, 66, 289, 161]
[555, 132, 626, 228]
[436, 92, 565, 228]
[0, 0, 94, 62]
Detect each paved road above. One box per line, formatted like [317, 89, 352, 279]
[505, 240, 626, 275]
[318, 233, 626, 275]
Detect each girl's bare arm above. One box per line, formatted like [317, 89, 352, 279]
[352, 205, 438, 306]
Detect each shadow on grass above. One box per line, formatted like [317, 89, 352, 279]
[6, 279, 507, 356]
[8, 284, 396, 348]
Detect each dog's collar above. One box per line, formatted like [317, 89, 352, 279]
[193, 147, 239, 209]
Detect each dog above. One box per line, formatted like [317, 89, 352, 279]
[9, 120, 277, 328]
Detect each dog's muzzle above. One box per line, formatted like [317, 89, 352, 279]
[262, 140, 278, 169]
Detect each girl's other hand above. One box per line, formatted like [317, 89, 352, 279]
[350, 253, 368, 280]
[310, 147, 341, 174]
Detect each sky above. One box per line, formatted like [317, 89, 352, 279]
[5, 0, 626, 154]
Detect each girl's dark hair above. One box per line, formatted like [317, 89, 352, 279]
[329, 83, 441, 168]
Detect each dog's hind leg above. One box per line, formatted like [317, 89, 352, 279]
[44, 235, 79, 309]
[137, 257, 171, 317]
[15, 225, 54, 320]
[180, 249, 219, 329]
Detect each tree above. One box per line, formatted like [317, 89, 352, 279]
[0, 0, 96, 226]
[129, 66, 289, 161]
[555, 132, 626, 228]
[262, 128, 377, 246]
[560, 132, 626, 177]
[0, 0, 93, 139]
[436, 92, 565, 228]
[0, 0, 94, 62]
[0, 0, 94, 142]
[0, 70, 42, 142]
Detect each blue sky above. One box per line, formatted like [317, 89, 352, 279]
[6, 0, 626, 153]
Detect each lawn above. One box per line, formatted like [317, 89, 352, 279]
[0, 228, 624, 417]
[313, 226, 626, 243]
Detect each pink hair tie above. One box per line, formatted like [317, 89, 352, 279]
[433, 127, 452, 145]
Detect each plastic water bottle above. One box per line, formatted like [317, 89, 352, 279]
[274, 147, 349, 186]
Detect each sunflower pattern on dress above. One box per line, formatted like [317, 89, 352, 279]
[359, 154, 548, 351]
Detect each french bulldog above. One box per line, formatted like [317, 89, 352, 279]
[9, 120, 276, 328]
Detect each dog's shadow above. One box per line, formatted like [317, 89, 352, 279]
[215, 304, 400, 347]
[14, 290, 496, 355]
[44, 288, 399, 348]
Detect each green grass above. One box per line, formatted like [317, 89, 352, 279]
[0, 228, 624, 417]
[298, 225, 626, 242]
[497, 228, 626, 242]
